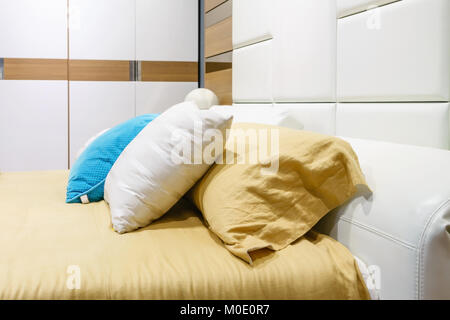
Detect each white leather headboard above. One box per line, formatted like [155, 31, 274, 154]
[232, 0, 450, 149]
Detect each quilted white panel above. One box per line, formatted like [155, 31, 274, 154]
[271, 0, 336, 102]
[337, 0, 450, 102]
[0, 81, 68, 171]
[216, 104, 306, 129]
[336, 103, 450, 149]
[232, 0, 272, 48]
[232, 103, 272, 108]
[274, 103, 336, 135]
[230, 104, 276, 123]
[233, 40, 272, 103]
[337, 0, 399, 18]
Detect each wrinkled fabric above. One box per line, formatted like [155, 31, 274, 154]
[191, 123, 369, 264]
[0, 170, 369, 300]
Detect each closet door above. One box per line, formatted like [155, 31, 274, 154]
[0, 0, 68, 171]
[135, 0, 198, 115]
[0, 81, 68, 171]
[0, 0, 67, 59]
[69, 0, 135, 60]
[68, 0, 136, 166]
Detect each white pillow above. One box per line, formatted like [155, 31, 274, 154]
[184, 88, 219, 109]
[210, 105, 304, 130]
[104, 101, 232, 233]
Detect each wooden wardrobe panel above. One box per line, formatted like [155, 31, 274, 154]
[205, 0, 228, 13]
[205, 0, 232, 27]
[205, 68, 232, 105]
[206, 62, 232, 73]
[205, 17, 232, 58]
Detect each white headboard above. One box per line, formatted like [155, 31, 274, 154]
[231, 0, 450, 149]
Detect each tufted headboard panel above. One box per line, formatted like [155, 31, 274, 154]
[232, 0, 450, 149]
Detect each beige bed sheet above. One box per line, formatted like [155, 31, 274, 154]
[0, 170, 369, 299]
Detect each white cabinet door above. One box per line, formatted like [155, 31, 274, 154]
[69, 82, 136, 166]
[136, 0, 198, 61]
[0, 81, 68, 171]
[69, 0, 136, 60]
[136, 82, 197, 115]
[0, 0, 67, 58]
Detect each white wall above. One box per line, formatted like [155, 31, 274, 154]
[0, 0, 68, 171]
[0, 81, 68, 171]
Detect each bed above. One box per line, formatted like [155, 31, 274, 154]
[0, 170, 369, 300]
[1, 134, 449, 300]
[1, 0, 449, 301]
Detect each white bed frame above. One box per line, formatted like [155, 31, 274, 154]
[231, 0, 450, 299]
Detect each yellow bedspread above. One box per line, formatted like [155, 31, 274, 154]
[0, 170, 369, 299]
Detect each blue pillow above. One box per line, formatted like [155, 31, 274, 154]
[66, 114, 159, 203]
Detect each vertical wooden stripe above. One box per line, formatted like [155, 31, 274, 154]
[204, 1, 233, 105]
[205, 68, 232, 105]
[3, 58, 68, 80]
[205, 16, 232, 58]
